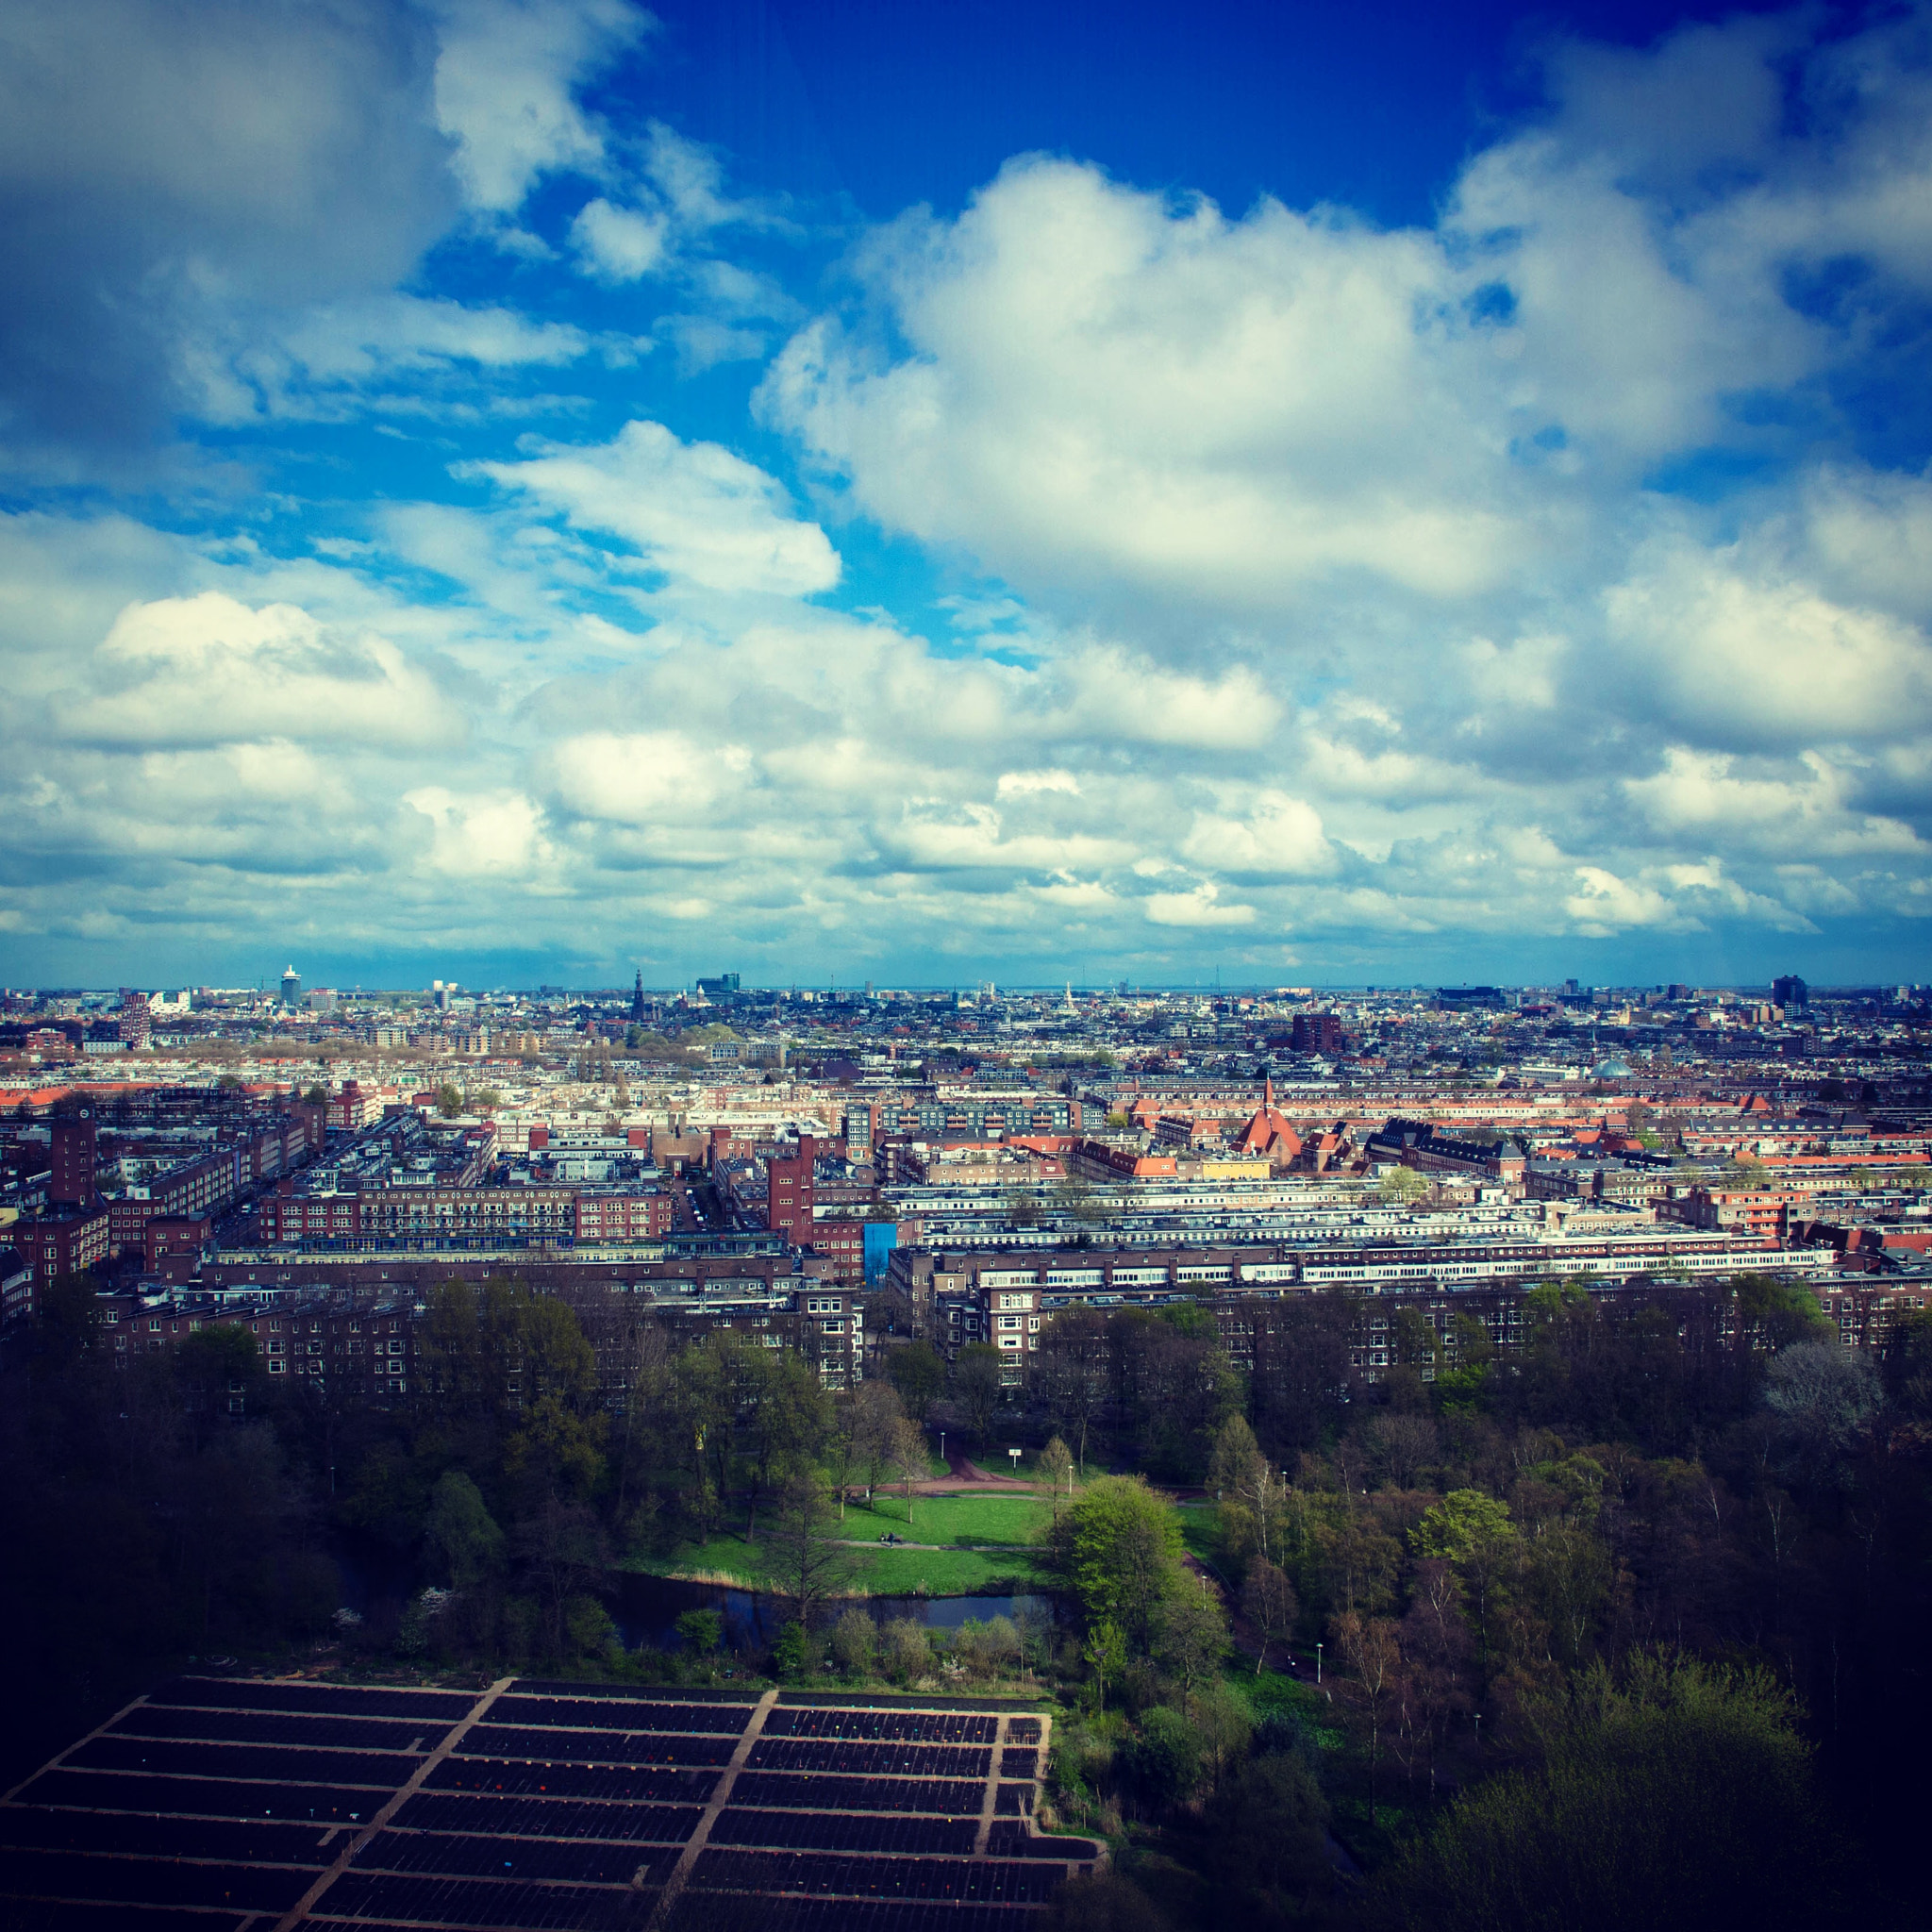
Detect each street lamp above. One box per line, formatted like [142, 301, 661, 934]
[939, 1429, 946, 1468]
[1315, 1641, 1324, 1684]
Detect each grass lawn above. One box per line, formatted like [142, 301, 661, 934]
[1174, 1500, 1224, 1571]
[638, 1524, 1048, 1597]
[840, 1491, 1050, 1545]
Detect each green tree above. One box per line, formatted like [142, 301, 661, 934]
[1082, 1619, 1127, 1708]
[436, 1080, 463, 1117]
[1039, 1436, 1076, 1515]
[1049, 1474, 1188, 1647]
[424, 1471, 505, 1589]
[1373, 1654, 1842, 1932]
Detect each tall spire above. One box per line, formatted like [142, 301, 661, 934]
[1264, 1075, 1274, 1111]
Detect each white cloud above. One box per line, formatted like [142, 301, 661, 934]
[429, 0, 646, 214]
[475, 420, 841, 596]
[1182, 791, 1332, 876]
[997, 769, 1080, 797]
[766, 156, 1525, 615]
[570, 196, 668, 279]
[1605, 541, 1932, 748]
[546, 730, 754, 825]
[69, 591, 454, 748]
[405, 787, 555, 876]
[1144, 882, 1257, 927]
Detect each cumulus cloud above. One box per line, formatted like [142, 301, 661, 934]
[0, 0, 457, 463]
[475, 420, 841, 596]
[69, 591, 456, 748]
[1145, 882, 1258, 927]
[428, 0, 647, 214]
[545, 731, 755, 825]
[1604, 541, 1932, 749]
[14, 7, 1932, 979]
[765, 156, 1527, 618]
[1182, 791, 1332, 877]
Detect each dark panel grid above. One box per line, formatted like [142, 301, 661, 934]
[726, 1774, 984, 1814]
[666, 1904, 1049, 1932]
[691, 1850, 1063, 1906]
[709, 1812, 979, 1856]
[67, 1738, 421, 1786]
[353, 1831, 681, 1887]
[428, 1758, 717, 1803]
[748, 1742, 990, 1778]
[0, 1907, 247, 1932]
[110, 1706, 445, 1751]
[494, 1698, 752, 1735]
[320, 1869, 659, 1929]
[0, 1811, 329, 1864]
[14, 1769, 387, 1824]
[1004, 1722, 1042, 1745]
[465, 1725, 736, 1766]
[984, 1824, 1102, 1862]
[763, 1712, 997, 1745]
[992, 1787, 1032, 1816]
[996, 1751, 1038, 1780]
[149, 1678, 472, 1720]
[394, 1792, 703, 1843]
[0, 1847, 311, 1914]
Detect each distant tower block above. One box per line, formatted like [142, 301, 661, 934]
[280, 965, 301, 1008]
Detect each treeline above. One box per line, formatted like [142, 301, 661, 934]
[1026, 1278, 1932, 1930]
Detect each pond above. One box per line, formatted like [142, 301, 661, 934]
[610, 1570, 1058, 1651]
[332, 1533, 1058, 1654]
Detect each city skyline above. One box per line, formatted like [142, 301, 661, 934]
[5, 0, 1931, 991]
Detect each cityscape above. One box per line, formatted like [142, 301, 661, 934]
[5, 0, 1932, 1928]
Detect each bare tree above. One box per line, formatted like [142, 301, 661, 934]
[1240, 1557, 1299, 1674]
[890, 1415, 928, 1528]
[765, 1474, 856, 1634]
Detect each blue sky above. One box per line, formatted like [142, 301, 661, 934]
[3, 0, 1929, 990]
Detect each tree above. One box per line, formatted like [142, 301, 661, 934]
[1373, 1654, 1841, 1932]
[886, 1341, 944, 1424]
[953, 1342, 1005, 1447]
[1156, 1578, 1228, 1697]
[763, 1474, 854, 1633]
[1203, 1750, 1330, 1919]
[846, 1379, 908, 1505]
[436, 1080, 463, 1118]
[425, 1471, 504, 1589]
[1039, 1435, 1076, 1515]
[1378, 1163, 1427, 1206]
[1333, 1609, 1404, 1825]
[1082, 1620, 1127, 1708]
[1240, 1557, 1298, 1674]
[889, 1415, 928, 1527]
[1049, 1474, 1188, 1648]
[1034, 1309, 1109, 1470]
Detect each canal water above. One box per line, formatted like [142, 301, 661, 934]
[610, 1570, 1057, 1649]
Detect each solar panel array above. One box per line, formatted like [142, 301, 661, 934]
[0, 1675, 1098, 1930]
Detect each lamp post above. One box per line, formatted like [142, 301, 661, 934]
[1315, 1641, 1324, 1684]
[939, 1429, 946, 1469]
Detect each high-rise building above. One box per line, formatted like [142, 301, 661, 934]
[280, 965, 301, 1008]
[1774, 974, 1809, 1010]
[49, 1110, 97, 1208]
